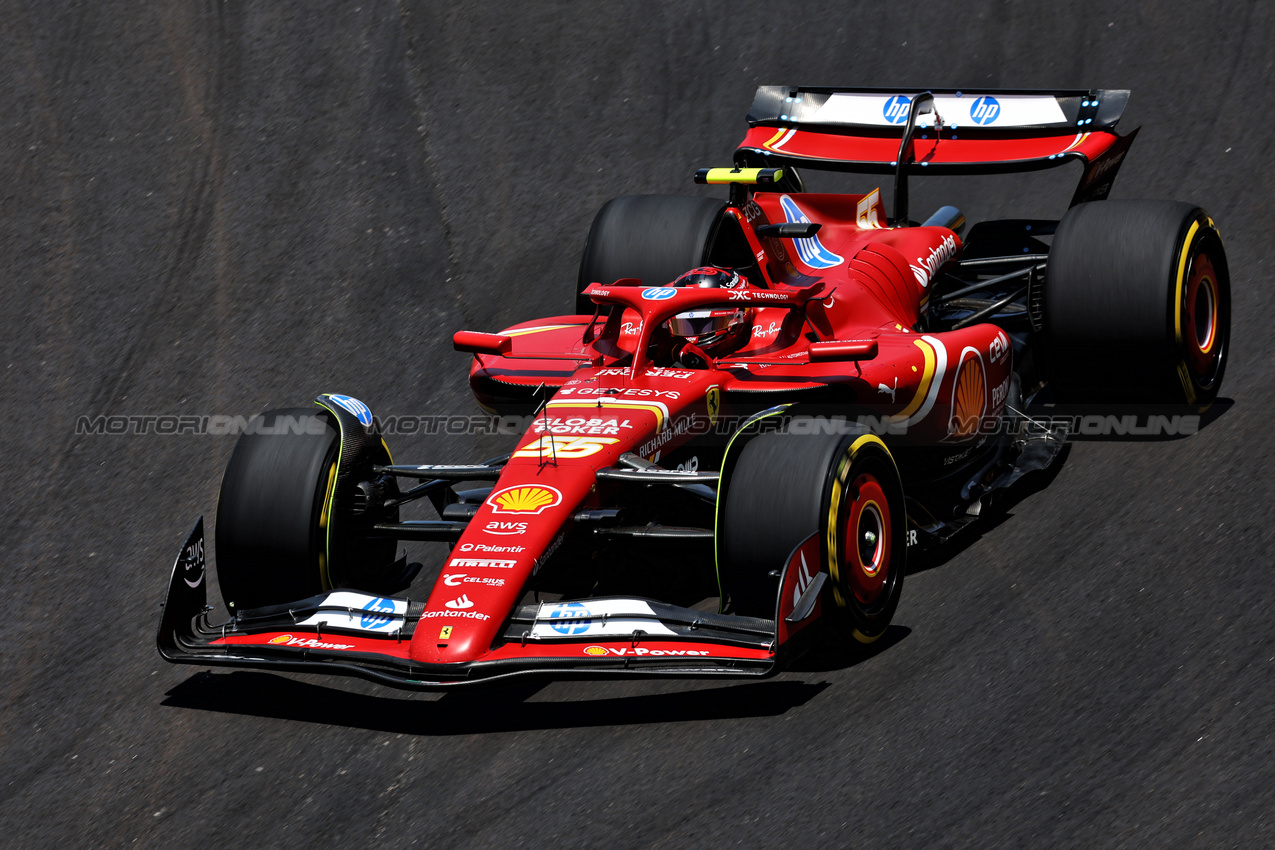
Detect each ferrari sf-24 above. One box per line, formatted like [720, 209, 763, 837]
[158, 86, 1229, 689]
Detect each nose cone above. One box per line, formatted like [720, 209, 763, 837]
[415, 622, 487, 663]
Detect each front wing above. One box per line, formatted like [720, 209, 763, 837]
[157, 518, 825, 690]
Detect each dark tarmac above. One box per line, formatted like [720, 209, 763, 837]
[2, 2, 1273, 846]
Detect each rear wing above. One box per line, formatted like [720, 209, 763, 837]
[735, 86, 1137, 207]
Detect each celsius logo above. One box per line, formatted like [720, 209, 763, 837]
[970, 96, 1000, 125]
[882, 94, 911, 124]
[641, 287, 676, 301]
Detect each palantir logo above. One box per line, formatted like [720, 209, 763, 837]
[882, 95, 911, 124]
[970, 96, 1000, 125]
[548, 602, 592, 635]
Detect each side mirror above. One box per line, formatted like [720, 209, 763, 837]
[453, 331, 512, 356]
[755, 222, 822, 239]
[807, 339, 878, 362]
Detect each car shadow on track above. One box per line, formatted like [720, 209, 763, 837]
[161, 671, 830, 735]
[1025, 397, 1234, 442]
[786, 624, 911, 673]
[905, 442, 1073, 578]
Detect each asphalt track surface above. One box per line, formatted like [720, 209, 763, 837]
[3, 2, 1274, 846]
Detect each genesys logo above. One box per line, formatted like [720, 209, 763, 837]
[583, 646, 711, 657]
[486, 485, 563, 515]
[443, 574, 506, 588]
[267, 634, 355, 650]
[484, 520, 528, 536]
[448, 558, 518, 569]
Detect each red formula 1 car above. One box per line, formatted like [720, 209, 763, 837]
[159, 87, 1229, 689]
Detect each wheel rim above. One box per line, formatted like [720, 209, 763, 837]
[1182, 249, 1223, 386]
[842, 473, 892, 605]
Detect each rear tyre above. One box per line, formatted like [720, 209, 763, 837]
[1045, 200, 1230, 408]
[718, 432, 906, 644]
[215, 408, 338, 612]
[575, 194, 728, 314]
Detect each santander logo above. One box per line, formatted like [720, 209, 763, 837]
[910, 233, 958, 288]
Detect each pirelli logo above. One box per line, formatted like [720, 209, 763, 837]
[448, 558, 518, 569]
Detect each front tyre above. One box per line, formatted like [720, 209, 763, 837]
[718, 431, 906, 644]
[215, 408, 340, 612]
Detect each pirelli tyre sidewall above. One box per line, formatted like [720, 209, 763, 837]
[215, 400, 398, 612]
[575, 194, 730, 314]
[1172, 219, 1230, 407]
[822, 435, 907, 644]
[1044, 200, 1230, 410]
[215, 408, 341, 612]
[717, 422, 906, 644]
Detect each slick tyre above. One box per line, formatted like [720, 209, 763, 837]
[718, 432, 906, 644]
[215, 408, 340, 612]
[575, 194, 727, 314]
[1045, 200, 1230, 409]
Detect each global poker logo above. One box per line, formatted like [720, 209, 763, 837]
[970, 96, 1000, 125]
[882, 94, 911, 124]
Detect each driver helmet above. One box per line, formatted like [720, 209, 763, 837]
[664, 267, 752, 356]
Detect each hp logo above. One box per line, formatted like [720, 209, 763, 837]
[360, 597, 396, 629]
[548, 602, 592, 635]
[970, 96, 1001, 125]
[882, 95, 911, 124]
[641, 287, 676, 301]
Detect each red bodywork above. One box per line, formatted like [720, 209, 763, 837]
[442, 191, 1010, 666]
[159, 85, 1117, 689]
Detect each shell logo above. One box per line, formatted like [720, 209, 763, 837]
[486, 485, 563, 515]
[583, 645, 608, 656]
[950, 353, 987, 439]
[269, 635, 293, 644]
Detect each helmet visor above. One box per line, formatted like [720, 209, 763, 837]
[667, 309, 736, 338]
